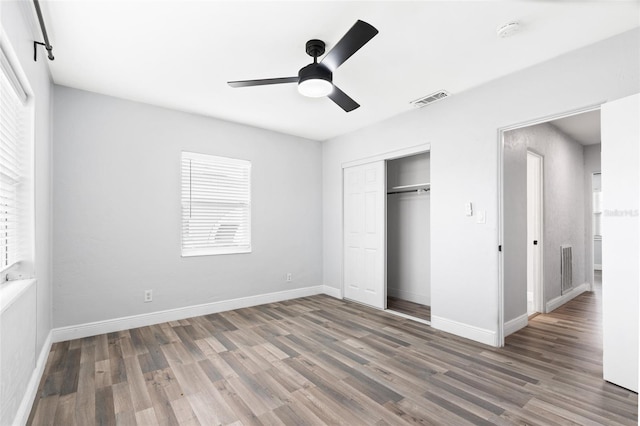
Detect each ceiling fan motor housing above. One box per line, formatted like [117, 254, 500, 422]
[299, 63, 332, 84]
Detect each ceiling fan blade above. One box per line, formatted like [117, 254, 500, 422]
[228, 77, 298, 88]
[328, 85, 360, 112]
[321, 20, 378, 71]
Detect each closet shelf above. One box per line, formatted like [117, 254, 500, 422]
[387, 183, 430, 195]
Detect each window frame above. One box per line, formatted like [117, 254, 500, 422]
[0, 41, 34, 278]
[181, 151, 252, 257]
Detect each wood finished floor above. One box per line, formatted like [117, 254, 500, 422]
[387, 297, 431, 322]
[28, 288, 637, 425]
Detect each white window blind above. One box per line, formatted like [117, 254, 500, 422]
[181, 152, 251, 256]
[0, 48, 28, 271]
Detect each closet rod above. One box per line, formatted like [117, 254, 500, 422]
[387, 188, 430, 195]
[33, 0, 54, 61]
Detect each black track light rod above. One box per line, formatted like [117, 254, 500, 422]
[32, 0, 54, 61]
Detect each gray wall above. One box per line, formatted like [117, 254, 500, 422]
[504, 123, 586, 321]
[0, 1, 53, 424]
[387, 153, 430, 305]
[53, 86, 323, 327]
[323, 28, 640, 342]
[584, 144, 602, 279]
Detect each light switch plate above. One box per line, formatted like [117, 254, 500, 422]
[477, 210, 486, 224]
[465, 202, 473, 216]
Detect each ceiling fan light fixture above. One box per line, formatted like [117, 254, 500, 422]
[298, 78, 333, 97]
[298, 63, 333, 98]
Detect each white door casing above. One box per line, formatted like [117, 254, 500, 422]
[343, 161, 385, 309]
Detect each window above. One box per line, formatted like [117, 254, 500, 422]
[0, 47, 30, 274]
[181, 152, 251, 256]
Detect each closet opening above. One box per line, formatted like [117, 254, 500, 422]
[385, 152, 431, 322]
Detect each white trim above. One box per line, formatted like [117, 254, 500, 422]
[385, 309, 431, 326]
[545, 282, 589, 313]
[497, 128, 505, 347]
[504, 313, 529, 336]
[52, 286, 324, 342]
[499, 104, 602, 133]
[14, 330, 52, 426]
[431, 315, 498, 347]
[341, 143, 431, 169]
[322, 285, 342, 299]
[0, 278, 36, 314]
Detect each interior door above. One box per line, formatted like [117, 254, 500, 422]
[601, 93, 639, 392]
[526, 151, 543, 314]
[343, 161, 385, 309]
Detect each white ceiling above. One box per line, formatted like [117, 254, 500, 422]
[40, 1, 640, 141]
[550, 110, 601, 146]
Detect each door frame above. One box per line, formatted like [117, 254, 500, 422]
[590, 172, 602, 291]
[341, 143, 431, 306]
[497, 104, 600, 346]
[526, 150, 544, 315]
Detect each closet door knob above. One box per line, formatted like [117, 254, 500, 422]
[533, 240, 538, 245]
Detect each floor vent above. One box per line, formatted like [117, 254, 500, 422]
[561, 245, 573, 294]
[410, 90, 450, 108]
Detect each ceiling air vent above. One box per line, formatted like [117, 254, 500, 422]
[410, 90, 450, 108]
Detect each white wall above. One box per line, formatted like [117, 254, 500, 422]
[584, 144, 602, 278]
[503, 123, 586, 321]
[53, 86, 322, 327]
[387, 153, 430, 305]
[0, 1, 53, 424]
[601, 93, 639, 392]
[322, 28, 640, 345]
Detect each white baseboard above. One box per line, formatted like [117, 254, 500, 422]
[52, 286, 324, 343]
[546, 282, 589, 313]
[504, 313, 529, 337]
[14, 330, 52, 426]
[431, 315, 498, 347]
[594, 264, 602, 271]
[322, 285, 342, 299]
[387, 287, 430, 306]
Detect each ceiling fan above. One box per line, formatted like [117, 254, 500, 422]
[227, 20, 378, 112]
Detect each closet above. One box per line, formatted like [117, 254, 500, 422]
[342, 149, 431, 323]
[386, 153, 431, 321]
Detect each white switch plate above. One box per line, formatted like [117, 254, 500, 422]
[477, 210, 486, 224]
[465, 202, 473, 216]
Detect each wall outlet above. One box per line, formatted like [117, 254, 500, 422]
[144, 289, 153, 302]
[286, 273, 292, 282]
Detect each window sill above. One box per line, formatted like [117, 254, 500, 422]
[182, 247, 252, 257]
[0, 278, 36, 314]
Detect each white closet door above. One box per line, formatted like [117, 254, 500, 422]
[601, 93, 639, 392]
[343, 161, 385, 309]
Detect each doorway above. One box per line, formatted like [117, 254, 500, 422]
[500, 107, 601, 341]
[526, 151, 543, 316]
[342, 144, 431, 323]
[386, 152, 431, 322]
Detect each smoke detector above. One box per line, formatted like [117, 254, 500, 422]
[410, 90, 450, 108]
[496, 22, 520, 38]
